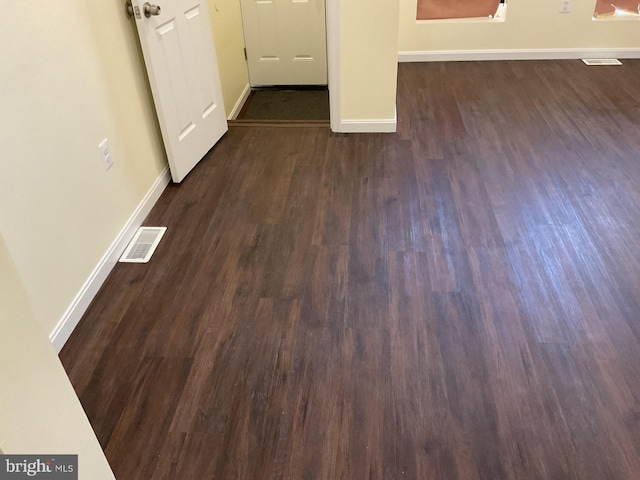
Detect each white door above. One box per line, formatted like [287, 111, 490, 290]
[130, 0, 228, 183]
[240, 0, 327, 86]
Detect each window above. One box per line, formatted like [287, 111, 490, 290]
[593, 0, 639, 18]
[417, 0, 504, 20]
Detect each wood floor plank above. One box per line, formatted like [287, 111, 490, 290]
[61, 60, 640, 480]
[105, 356, 193, 479]
[312, 136, 355, 246]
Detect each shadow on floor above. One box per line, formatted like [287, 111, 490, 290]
[237, 88, 330, 121]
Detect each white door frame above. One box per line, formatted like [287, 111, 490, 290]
[326, 0, 341, 132]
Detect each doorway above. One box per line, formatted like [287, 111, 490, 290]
[237, 0, 329, 123]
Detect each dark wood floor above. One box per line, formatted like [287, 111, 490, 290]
[61, 60, 640, 480]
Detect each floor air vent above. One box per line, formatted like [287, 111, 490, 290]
[582, 58, 622, 66]
[119, 227, 167, 263]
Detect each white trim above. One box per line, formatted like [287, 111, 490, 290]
[50, 167, 171, 352]
[326, 0, 341, 133]
[339, 110, 397, 133]
[398, 48, 640, 63]
[228, 83, 252, 120]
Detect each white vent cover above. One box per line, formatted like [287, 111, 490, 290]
[582, 58, 622, 66]
[119, 227, 167, 263]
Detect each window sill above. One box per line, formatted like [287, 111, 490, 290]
[593, 12, 640, 20]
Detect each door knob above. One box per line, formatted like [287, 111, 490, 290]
[143, 2, 161, 17]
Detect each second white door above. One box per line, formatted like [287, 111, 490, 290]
[240, 0, 327, 86]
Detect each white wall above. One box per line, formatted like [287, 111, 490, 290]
[0, 1, 167, 339]
[399, 0, 640, 55]
[0, 236, 115, 479]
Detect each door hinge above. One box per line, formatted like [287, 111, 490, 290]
[244, 48, 247, 61]
[125, 0, 142, 19]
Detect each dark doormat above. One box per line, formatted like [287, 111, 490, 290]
[237, 88, 330, 121]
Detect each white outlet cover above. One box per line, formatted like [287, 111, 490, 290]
[98, 138, 114, 171]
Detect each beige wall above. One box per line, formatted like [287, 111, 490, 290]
[399, 0, 640, 52]
[338, 0, 400, 122]
[0, 236, 115, 479]
[0, 1, 166, 336]
[208, 0, 250, 117]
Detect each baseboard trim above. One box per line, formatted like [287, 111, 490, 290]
[398, 48, 640, 63]
[339, 110, 397, 133]
[50, 166, 171, 353]
[228, 83, 252, 120]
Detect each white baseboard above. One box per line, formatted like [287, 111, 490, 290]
[50, 166, 171, 353]
[398, 48, 640, 63]
[338, 110, 397, 133]
[228, 83, 252, 120]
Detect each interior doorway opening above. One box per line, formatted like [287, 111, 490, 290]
[235, 0, 329, 124]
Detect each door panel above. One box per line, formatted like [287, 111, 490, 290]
[241, 0, 327, 86]
[131, 0, 228, 183]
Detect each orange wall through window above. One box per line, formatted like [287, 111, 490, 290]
[594, 0, 639, 17]
[417, 0, 501, 20]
